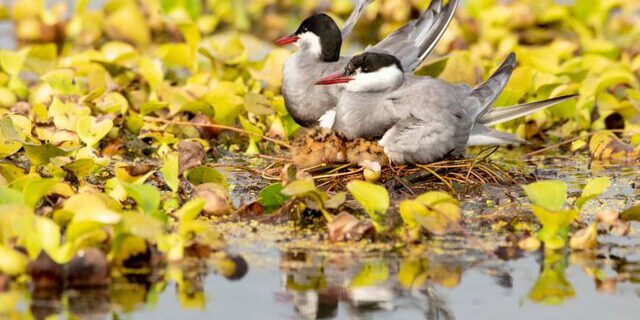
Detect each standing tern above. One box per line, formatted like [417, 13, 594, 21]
[315, 52, 577, 164]
[275, 0, 459, 127]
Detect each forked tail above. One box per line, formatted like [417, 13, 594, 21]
[466, 53, 578, 146]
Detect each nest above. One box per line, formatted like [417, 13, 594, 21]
[262, 145, 531, 195]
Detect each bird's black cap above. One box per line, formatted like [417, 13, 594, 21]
[344, 52, 404, 75]
[296, 14, 342, 62]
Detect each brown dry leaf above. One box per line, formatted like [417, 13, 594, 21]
[609, 220, 630, 236]
[569, 223, 598, 250]
[596, 208, 619, 225]
[327, 212, 375, 242]
[193, 183, 232, 216]
[190, 113, 217, 140]
[102, 137, 124, 156]
[589, 131, 640, 160]
[178, 140, 205, 174]
[68, 248, 110, 288]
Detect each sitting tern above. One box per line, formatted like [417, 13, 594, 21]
[315, 51, 577, 164]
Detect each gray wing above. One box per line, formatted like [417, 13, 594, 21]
[340, 0, 373, 40]
[367, 0, 458, 72]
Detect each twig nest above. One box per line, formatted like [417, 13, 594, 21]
[290, 128, 347, 168]
[27, 252, 64, 289]
[194, 183, 233, 216]
[68, 248, 110, 288]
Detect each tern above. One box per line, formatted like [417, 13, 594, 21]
[315, 51, 577, 164]
[275, 0, 459, 127]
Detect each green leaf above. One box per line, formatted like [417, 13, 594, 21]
[185, 166, 227, 187]
[157, 43, 192, 69]
[121, 183, 163, 221]
[22, 178, 59, 208]
[238, 115, 263, 155]
[0, 116, 23, 158]
[94, 91, 129, 115]
[280, 179, 328, 208]
[0, 187, 24, 205]
[401, 191, 461, 235]
[174, 198, 206, 222]
[104, 3, 150, 47]
[120, 211, 165, 240]
[62, 158, 101, 179]
[23, 143, 70, 168]
[64, 193, 121, 224]
[280, 179, 317, 197]
[76, 116, 114, 146]
[0, 244, 29, 275]
[48, 97, 91, 131]
[0, 48, 29, 76]
[258, 183, 287, 212]
[204, 81, 244, 126]
[532, 205, 578, 249]
[0, 163, 25, 183]
[25, 43, 57, 75]
[620, 205, 640, 222]
[398, 200, 423, 230]
[523, 181, 567, 211]
[42, 69, 78, 94]
[346, 180, 389, 228]
[575, 177, 610, 210]
[161, 0, 202, 20]
[160, 152, 180, 192]
[137, 57, 163, 91]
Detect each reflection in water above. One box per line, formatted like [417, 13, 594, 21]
[274, 244, 640, 319]
[0, 252, 248, 319]
[1, 242, 640, 319]
[528, 250, 575, 305]
[278, 251, 464, 319]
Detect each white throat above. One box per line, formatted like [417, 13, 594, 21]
[295, 32, 322, 58]
[346, 66, 404, 92]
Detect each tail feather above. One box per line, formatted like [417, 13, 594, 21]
[413, 0, 459, 70]
[479, 94, 578, 126]
[469, 53, 517, 121]
[466, 124, 527, 146]
[426, 0, 444, 13]
[367, 0, 456, 71]
[340, 0, 373, 40]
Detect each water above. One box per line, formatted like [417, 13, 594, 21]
[4, 152, 638, 319]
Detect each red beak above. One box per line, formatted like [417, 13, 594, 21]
[274, 35, 299, 46]
[315, 72, 354, 85]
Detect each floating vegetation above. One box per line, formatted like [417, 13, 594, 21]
[0, 0, 638, 318]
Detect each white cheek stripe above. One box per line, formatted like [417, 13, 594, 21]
[298, 32, 322, 57]
[346, 66, 403, 92]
